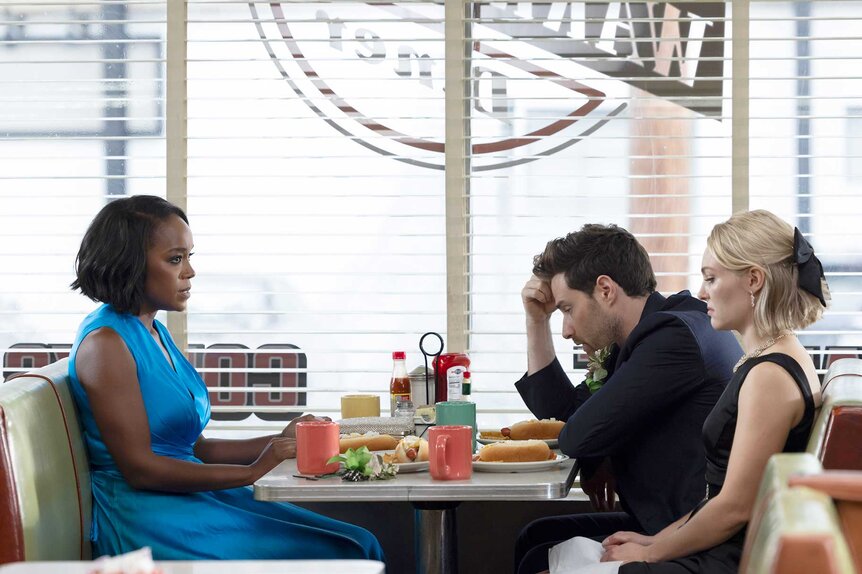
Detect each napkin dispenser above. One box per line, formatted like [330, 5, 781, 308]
[409, 365, 435, 407]
[336, 416, 415, 437]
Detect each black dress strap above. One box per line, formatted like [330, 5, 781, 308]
[742, 353, 817, 439]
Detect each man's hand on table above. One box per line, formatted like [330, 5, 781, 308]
[581, 457, 617, 512]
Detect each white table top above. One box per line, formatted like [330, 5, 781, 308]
[0, 560, 385, 574]
[254, 458, 579, 502]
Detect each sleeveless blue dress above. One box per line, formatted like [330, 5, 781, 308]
[68, 304, 384, 561]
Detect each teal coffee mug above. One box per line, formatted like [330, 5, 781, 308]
[435, 401, 477, 452]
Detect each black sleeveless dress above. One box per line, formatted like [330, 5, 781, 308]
[619, 353, 817, 574]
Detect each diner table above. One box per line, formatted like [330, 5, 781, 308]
[0, 560, 386, 573]
[254, 456, 580, 574]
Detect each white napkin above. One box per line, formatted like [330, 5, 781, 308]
[91, 547, 158, 574]
[549, 537, 624, 574]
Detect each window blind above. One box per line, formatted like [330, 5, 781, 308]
[0, 1, 166, 377]
[185, 0, 447, 434]
[748, 0, 862, 374]
[4, 1, 862, 436]
[465, 0, 734, 429]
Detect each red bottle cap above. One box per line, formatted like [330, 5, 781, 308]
[392, 351, 406, 360]
[463, 371, 471, 379]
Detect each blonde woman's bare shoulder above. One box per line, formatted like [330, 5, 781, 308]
[743, 354, 818, 424]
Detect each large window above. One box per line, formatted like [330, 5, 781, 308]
[748, 1, 862, 373]
[2, 1, 861, 433]
[185, 1, 447, 432]
[0, 1, 166, 368]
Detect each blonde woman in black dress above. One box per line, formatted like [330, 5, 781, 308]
[593, 210, 828, 573]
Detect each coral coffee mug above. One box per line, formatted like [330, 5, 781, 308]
[435, 401, 477, 452]
[296, 420, 340, 475]
[429, 425, 473, 480]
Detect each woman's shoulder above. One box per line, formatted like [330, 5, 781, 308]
[77, 326, 128, 358]
[75, 306, 139, 357]
[742, 348, 819, 404]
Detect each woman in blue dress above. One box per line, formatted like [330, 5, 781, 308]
[67, 195, 385, 562]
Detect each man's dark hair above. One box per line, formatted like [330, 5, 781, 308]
[71, 195, 189, 315]
[532, 224, 657, 297]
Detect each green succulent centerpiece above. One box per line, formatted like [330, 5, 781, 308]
[326, 446, 398, 482]
[585, 346, 612, 394]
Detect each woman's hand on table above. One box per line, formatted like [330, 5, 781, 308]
[280, 414, 332, 439]
[251, 437, 298, 479]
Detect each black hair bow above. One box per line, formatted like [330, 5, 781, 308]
[794, 228, 827, 306]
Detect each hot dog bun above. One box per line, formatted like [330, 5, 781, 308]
[339, 433, 399, 453]
[477, 440, 555, 462]
[501, 419, 564, 440]
[391, 435, 429, 463]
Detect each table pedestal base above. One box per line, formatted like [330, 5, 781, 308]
[413, 501, 461, 574]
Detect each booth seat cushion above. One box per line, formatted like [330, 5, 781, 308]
[809, 359, 862, 469]
[742, 486, 855, 574]
[0, 358, 91, 563]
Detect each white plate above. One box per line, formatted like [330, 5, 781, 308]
[395, 460, 430, 473]
[377, 450, 430, 473]
[473, 454, 569, 473]
[476, 435, 559, 448]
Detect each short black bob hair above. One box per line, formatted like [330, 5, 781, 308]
[532, 223, 657, 297]
[71, 195, 189, 315]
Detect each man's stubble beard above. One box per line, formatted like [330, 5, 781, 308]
[592, 298, 622, 350]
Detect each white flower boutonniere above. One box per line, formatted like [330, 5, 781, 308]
[327, 446, 398, 482]
[585, 346, 612, 394]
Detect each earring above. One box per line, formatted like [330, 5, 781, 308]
[750, 292, 756, 308]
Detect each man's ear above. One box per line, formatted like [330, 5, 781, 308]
[748, 267, 766, 295]
[595, 275, 617, 304]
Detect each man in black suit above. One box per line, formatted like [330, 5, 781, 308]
[513, 224, 741, 574]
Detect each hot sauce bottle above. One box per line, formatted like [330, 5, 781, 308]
[389, 351, 411, 416]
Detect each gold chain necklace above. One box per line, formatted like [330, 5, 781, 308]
[733, 333, 791, 373]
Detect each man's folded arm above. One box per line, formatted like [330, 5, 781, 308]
[558, 322, 705, 458]
[515, 357, 592, 421]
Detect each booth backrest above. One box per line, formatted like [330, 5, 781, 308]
[739, 453, 825, 574]
[742, 484, 855, 574]
[808, 358, 862, 470]
[0, 358, 91, 563]
[789, 471, 862, 574]
[736, 359, 862, 574]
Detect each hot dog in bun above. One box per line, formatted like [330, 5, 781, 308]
[387, 435, 429, 463]
[501, 418, 564, 440]
[339, 432, 399, 453]
[476, 440, 555, 462]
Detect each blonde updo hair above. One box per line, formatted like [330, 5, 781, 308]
[706, 209, 829, 337]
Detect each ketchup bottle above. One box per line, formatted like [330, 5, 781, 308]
[389, 351, 411, 416]
[433, 353, 470, 403]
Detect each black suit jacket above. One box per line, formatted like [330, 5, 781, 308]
[515, 291, 742, 534]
